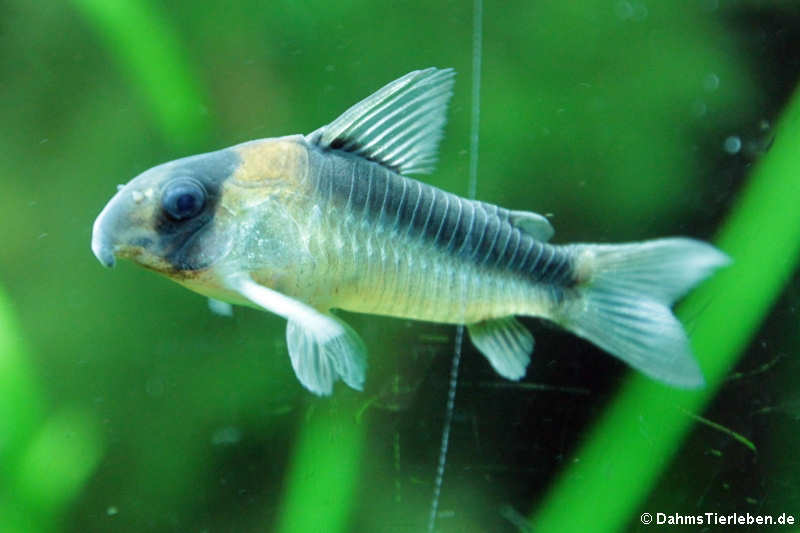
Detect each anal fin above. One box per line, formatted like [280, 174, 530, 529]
[467, 317, 534, 380]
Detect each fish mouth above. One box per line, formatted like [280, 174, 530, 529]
[92, 240, 116, 268]
[91, 240, 149, 269]
[91, 198, 155, 269]
[91, 229, 164, 271]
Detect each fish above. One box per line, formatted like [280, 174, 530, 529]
[91, 67, 730, 395]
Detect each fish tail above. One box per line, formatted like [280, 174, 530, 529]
[558, 238, 730, 388]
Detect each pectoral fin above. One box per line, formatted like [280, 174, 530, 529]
[468, 317, 534, 380]
[222, 273, 367, 395]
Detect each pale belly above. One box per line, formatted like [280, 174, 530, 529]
[307, 217, 552, 324]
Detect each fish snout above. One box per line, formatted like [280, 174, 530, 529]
[91, 199, 120, 268]
[91, 186, 156, 268]
[91, 231, 116, 267]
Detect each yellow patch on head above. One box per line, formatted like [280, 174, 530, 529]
[217, 135, 311, 228]
[231, 136, 309, 186]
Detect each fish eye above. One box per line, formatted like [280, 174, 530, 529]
[162, 178, 206, 221]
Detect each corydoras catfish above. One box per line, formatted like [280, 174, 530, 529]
[91, 68, 729, 395]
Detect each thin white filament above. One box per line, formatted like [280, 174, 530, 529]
[427, 0, 482, 531]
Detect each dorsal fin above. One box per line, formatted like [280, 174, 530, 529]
[307, 68, 455, 175]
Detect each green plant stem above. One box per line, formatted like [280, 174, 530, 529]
[274, 397, 366, 533]
[0, 288, 43, 482]
[71, 0, 209, 149]
[0, 288, 103, 533]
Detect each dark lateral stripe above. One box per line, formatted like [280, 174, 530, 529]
[397, 180, 422, 236]
[523, 241, 547, 275]
[367, 165, 390, 220]
[342, 161, 372, 218]
[540, 247, 575, 285]
[380, 167, 407, 227]
[535, 245, 556, 278]
[317, 154, 576, 285]
[389, 178, 409, 230]
[452, 201, 476, 255]
[468, 206, 491, 262]
[314, 153, 351, 206]
[409, 188, 490, 259]
[409, 182, 436, 238]
[337, 163, 403, 229]
[429, 190, 451, 245]
[440, 196, 464, 251]
[488, 223, 514, 268]
[332, 158, 353, 205]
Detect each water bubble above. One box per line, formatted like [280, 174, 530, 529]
[703, 73, 719, 92]
[723, 136, 742, 154]
[691, 100, 707, 117]
[614, 1, 633, 19]
[632, 3, 648, 21]
[208, 298, 233, 317]
[212, 426, 242, 446]
[145, 376, 165, 397]
[107, 506, 119, 516]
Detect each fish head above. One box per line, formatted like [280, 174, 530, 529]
[91, 147, 240, 278]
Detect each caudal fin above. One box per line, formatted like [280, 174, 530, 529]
[561, 238, 730, 388]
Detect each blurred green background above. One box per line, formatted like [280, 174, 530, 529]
[2, 1, 800, 532]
